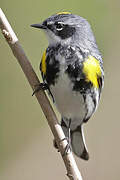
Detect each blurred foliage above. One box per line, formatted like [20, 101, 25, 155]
[0, 0, 120, 179]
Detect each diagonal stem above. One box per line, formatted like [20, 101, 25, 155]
[0, 8, 83, 180]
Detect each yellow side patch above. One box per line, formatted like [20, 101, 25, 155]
[41, 50, 47, 75]
[57, 12, 71, 15]
[83, 56, 101, 88]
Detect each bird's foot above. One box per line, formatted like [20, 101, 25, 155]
[32, 83, 48, 96]
[62, 137, 71, 156]
[32, 82, 54, 102]
[53, 137, 71, 155]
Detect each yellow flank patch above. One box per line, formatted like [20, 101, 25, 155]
[83, 56, 101, 88]
[41, 50, 47, 75]
[57, 12, 71, 15]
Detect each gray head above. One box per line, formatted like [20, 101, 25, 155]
[31, 12, 99, 55]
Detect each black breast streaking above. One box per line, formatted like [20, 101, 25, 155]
[41, 44, 93, 94]
[66, 59, 93, 94]
[41, 46, 60, 86]
[46, 55, 59, 85]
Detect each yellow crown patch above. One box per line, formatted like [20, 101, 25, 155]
[57, 12, 71, 15]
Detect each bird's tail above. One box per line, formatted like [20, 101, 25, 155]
[61, 119, 89, 160]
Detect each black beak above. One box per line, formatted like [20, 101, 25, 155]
[30, 24, 47, 29]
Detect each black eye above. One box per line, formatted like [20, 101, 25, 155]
[55, 22, 64, 31]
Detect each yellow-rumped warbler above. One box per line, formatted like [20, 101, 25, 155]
[31, 12, 104, 160]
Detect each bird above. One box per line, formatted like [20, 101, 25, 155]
[31, 12, 104, 160]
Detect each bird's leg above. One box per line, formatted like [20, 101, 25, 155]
[53, 137, 68, 152]
[32, 83, 48, 96]
[32, 82, 55, 102]
[63, 118, 71, 155]
[53, 118, 71, 155]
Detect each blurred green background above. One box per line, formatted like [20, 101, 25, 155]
[0, 0, 120, 179]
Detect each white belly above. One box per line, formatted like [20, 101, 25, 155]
[50, 73, 86, 130]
